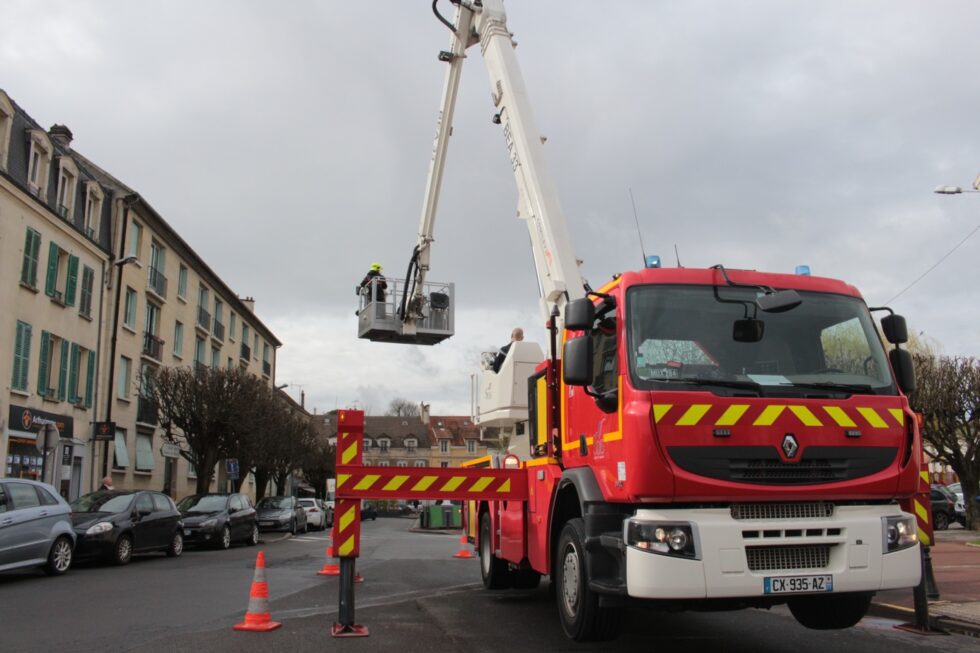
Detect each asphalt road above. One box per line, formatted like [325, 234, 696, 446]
[3, 518, 979, 652]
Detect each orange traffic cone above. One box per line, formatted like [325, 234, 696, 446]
[453, 534, 475, 559]
[318, 546, 340, 576]
[233, 551, 282, 632]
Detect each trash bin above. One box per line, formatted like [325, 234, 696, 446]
[442, 506, 454, 529]
[420, 507, 430, 528]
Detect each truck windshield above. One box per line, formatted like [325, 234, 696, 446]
[626, 284, 896, 396]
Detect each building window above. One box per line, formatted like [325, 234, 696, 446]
[174, 321, 184, 357]
[113, 429, 130, 469]
[67, 343, 82, 405]
[148, 240, 167, 298]
[55, 157, 78, 220]
[211, 346, 220, 369]
[440, 461, 449, 468]
[439, 440, 449, 454]
[128, 221, 142, 259]
[20, 227, 42, 289]
[187, 459, 197, 478]
[79, 265, 95, 317]
[405, 438, 417, 454]
[83, 182, 103, 240]
[11, 320, 32, 392]
[177, 264, 188, 299]
[253, 334, 259, 360]
[118, 356, 132, 399]
[213, 299, 224, 338]
[396, 460, 408, 467]
[227, 357, 234, 369]
[0, 91, 13, 171]
[379, 439, 390, 453]
[466, 440, 476, 454]
[123, 287, 137, 329]
[27, 130, 53, 197]
[262, 343, 271, 377]
[36, 331, 68, 400]
[84, 348, 95, 407]
[415, 460, 427, 467]
[194, 337, 206, 367]
[197, 285, 210, 330]
[229, 312, 237, 341]
[44, 242, 79, 306]
[135, 432, 155, 472]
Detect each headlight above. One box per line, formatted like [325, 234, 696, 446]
[883, 515, 918, 553]
[625, 519, 698, 559]
[86, 522, 113, 535]
[201, 519, 218, 529]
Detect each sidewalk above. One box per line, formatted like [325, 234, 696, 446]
[871, 527, 980, 636]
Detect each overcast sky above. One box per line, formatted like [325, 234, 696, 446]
[3, 1, 978, 415]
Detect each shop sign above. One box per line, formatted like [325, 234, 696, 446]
[8, 405, 74, 439]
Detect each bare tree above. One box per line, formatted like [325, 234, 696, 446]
[910, 355, 980, 528]
[386, 398, 420, 417]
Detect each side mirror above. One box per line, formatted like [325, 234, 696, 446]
[733, 318, 765, 343]
[757, 290, 802, 313]
[138, 508, 152, 518]
[890, 348, 916, 394]
[562, 336, 593, 386]
[564, 299, 595, 331]
[881, 314, 908, 344]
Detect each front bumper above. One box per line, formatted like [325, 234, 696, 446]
[182, 526, 220, 545]
[257, 516, 292, 531]
[72, 531, 118, 559]
[625, 504, 921, 600]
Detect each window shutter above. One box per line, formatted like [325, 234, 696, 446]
[64, 255, 79, 306]
[57, 339, 69, 401]
[12, 321, 32, 391]
[20, 229, 37, 285]
[85, 350, 95, 407]
[68, 343, 80, 403]
[44, 242, 59, 297]
[80, 266, 94, 316]
[37, 331, 51, 395]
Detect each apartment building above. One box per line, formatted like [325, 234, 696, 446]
[0, 88, 280, 500]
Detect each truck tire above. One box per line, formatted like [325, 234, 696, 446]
[788, 592, 872, 630]
[555, 518, 622, 641]
[480, 512, 510, 589]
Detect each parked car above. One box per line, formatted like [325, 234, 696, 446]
[71, 490, 183, 565]
[255, 496, 307, 534]
[361, 502, 378, 521]
[0, 478, 75, 576]
[930, 485, 957, 531]
[298, 498, 329, 531]
[177, 493, 258, 549]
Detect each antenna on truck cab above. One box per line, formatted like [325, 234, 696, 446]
[628, 187, 649, 268]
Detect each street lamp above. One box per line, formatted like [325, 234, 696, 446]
[934, 174, 980, 195]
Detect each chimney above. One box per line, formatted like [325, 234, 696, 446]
[240, 296, 255, 313]
[49, 124, 73, 148]
[301, 390, 306, 410]
[419, 402, 430, 424]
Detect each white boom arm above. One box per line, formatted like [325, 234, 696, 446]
[405, 0, 584, 332]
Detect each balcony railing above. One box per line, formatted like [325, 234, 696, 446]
[240, 343, 251, 361]
[147, 266, 168, 299]
[197, 306, 211, 331]
[142, 333, 164, 362]
[212, 320, 225, 342]
[262, 360, 271, 377]
[137, 397, 158, 426]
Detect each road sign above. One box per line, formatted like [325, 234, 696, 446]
[161, 442, 180, 459]
[226, 458, 240, 480]
[93, 421, 116, 441]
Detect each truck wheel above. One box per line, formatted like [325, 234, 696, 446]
[556, 518, 622, 641]
[788, 592, 872, 630]
[480, 512, 510, 589]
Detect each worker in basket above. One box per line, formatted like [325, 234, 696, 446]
[358, 263, 388, 317]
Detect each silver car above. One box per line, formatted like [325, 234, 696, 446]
[0, 478, 75, 575]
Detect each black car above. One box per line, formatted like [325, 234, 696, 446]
[931, 485, 957, 531]
[177, 493, 258, 549]
[71, 491, 183, 565]
[255, 496, 307, 534]
[361, 502, 378, 521]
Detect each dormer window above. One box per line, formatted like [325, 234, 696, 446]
[83, 182, 103, 240]
[56, 157, 78, 220]
[0, 91, 13, 171]
[405, 438, 417, 454]
[378, 438, 390, 453]
[27, 130, 53, 198]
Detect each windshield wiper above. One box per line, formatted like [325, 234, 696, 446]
[658, 378, 763, 394]
[782, 381, 874, 394]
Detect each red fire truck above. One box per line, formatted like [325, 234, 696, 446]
[362, 1, 923, 641]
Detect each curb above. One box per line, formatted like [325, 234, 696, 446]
[258, 533, 292, 545]
[868, 601, 980, 638]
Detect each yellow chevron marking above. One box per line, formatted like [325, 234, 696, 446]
[341, 442, 359, 464]
[469, 477, 494, 493]
[716, 405, 749, 426]
[339, 505, 356, 532]
[383, 475, 410, 492]
[857, 407, 888, 428]
[677, 404, 711, 426]
[337, 473, 351, 488]
[353, 474, 380, 491]
[920, 470, 930, 483]
[789, 406, 823, 427]
[440, 476, 466, 492]
[888, 409, 905, 426]
[653, 404, 672, 423]
[823, 406, 857, 428]
[497, 479, 511, 493]
[918, 529, 931, 547]
[338, 536, 355, 557]
[411, 476, 438, 492]
[914, 499, 929, 525]
[754, 405, 786, 426]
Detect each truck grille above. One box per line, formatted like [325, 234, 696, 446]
[732, 503, 834, 521]
[668, 446, 897, 485]
[746, 544, 833, 571]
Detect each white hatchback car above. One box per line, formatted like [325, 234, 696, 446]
[297, 498, 329, 531]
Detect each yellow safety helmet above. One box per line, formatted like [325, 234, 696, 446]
[370, 262, 382, 271]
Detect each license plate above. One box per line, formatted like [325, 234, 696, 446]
[260, 522, 273, 527]
[764, 574, 833, 594]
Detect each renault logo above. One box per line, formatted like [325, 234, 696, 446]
[782, 434, 799, 459]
